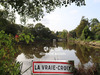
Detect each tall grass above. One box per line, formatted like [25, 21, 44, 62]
[74, 64, 100, 75]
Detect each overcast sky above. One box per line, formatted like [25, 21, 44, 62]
[16, 0, 100, 32]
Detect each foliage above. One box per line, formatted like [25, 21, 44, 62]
[19, 32, 34, 44]
[80, 26, 92, 40]
[91, 20, 100, 40]
[0, 10, 8, 19]
[90, 18, 99, 27]
[74, 64, 99, 75]
[33, 23, 55, 41]
[0, 18, 11, 31]
[95, 34, 100, 40]
[0, 30, 20, 75]
[68, 37, 76, 41]
[75, 18, 89, 38]
[5, 24, 18, 36]
[62, 30, 68, 38]
[69, 17, 100, 41]
[0, 30, 34, 74]
[95, 41, 100, 43]
[0, 18, 22, 36]
[69, 30, 76, 38]
[91, 23, 100, 34]
[0, 0, 85, 23]
[0, 15, 57, 42]
[56, 29, 68, 39]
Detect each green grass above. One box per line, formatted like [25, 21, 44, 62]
[95, 41, 100, 43]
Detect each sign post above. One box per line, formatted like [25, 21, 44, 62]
[32, 60, 74, 75]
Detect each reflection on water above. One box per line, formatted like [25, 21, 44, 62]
[16, 41, 100, 75]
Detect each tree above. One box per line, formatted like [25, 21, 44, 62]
[56, 30, 68, 39]
[5, 24, 18, 35]
[42, 27, 51, 38]
[90, 18, 100, 32]
[56, 31, 61, 38]
[34, 23, 45, 38]
[0, 17, 24, 35]
[90, 18, 99, 27]
[0, 18, 11, 31]
[34, 23, 53, 40]
[80, 26, 92, 40]
[0, 10, 8, 19]
[91, 23, 100, 40]
[0, 0, 85, 22]
[62, 30, 68, 39]
[75, 18, 89, 38]
[91, 23, 100, 34]
[0, 30, 21, 75]
[69, 30, 76, 38]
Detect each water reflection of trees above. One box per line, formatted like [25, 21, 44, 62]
[75, 45, 91, 64]
[17, 41, 100, 64]
[67, 42, 100, 64]
[57, 42, 100, 64]
[17, 42, 54, 59]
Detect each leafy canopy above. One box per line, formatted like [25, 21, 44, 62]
[0, 0, 85, 22]
[75, 17, 89, 37]
[80, 26, 91, 40]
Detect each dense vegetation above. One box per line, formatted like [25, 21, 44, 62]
[0, 16, 68, 42]
[56, 30, 68, 39]
[68, 17, 100, 41]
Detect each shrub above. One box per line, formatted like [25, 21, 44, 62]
[0, 30, 34, 75]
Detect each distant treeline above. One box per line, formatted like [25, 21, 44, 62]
[0, 9, 68, 42]
[0, 14, 69, 42]
[0, 19, 53, 41]
[68, 16, 100, 40]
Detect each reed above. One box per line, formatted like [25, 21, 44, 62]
[74, 64, 100, 75]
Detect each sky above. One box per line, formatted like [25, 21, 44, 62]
[16, 0, 100, 32]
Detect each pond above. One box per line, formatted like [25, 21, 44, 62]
[16, 41, 100, 75]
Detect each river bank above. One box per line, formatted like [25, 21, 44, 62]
[68, 38, 100, 49]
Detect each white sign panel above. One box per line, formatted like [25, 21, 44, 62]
[33, 61, 73, 74]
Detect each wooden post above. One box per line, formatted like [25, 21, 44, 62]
[68, 60, 74, 73]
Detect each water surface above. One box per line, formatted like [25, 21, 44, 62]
[16, 42, 100, 75]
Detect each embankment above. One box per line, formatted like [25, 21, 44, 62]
[69, 39, 100, 49]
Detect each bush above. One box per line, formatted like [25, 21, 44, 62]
[95, 35, 100, 40]
[74, 64, 100, 75]
[0, 30, 20, 75]
[0, 30, 34, 75]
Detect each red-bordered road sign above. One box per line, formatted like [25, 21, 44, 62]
[33, 61, 73, 74]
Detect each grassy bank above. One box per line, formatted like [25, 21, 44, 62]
[68, 38, 100, 48]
